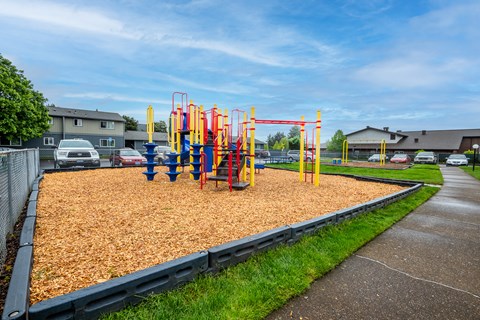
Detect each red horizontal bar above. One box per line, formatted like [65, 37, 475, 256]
[255, 119, 316, 125]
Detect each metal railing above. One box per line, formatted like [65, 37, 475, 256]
[0, 149, 40, 269]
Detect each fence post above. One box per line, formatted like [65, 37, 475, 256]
[7, 153, 14, 231]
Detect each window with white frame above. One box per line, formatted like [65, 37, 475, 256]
[44, 137, 54, 146]
[0, 137, 22, 146]
[48, 117, 54, 125]
[73, 119, 83, 126]
[100, 121, 115, 129]
[100, 139, 115, 147]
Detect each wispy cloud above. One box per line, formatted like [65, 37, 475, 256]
[64, 92, 170, 105]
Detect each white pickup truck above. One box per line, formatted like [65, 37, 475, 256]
[54, 139, 100, 168]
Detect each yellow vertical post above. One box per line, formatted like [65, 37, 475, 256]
[216, 109, 223, 174]
[250, 107, 255, 187]
[195, 105, 200, 144]
[314, 111, 321, 186]
[380, 139, 386, 166]
[199, 105, 204, 145]
[189, 101, 194, 179]
[299, 116, 305, 182]
[146, 105, 154, 143]
[176, 104, 182, 171]
[242, 112, 247, 182]
[342, 140, 349, 164]
[224, 108, 229, 149]
[170, 113, 175, 152]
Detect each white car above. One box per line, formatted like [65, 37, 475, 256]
[414, 151, 438, 164]
[445, 154, 468, 166]
[54, 139, 100, 168]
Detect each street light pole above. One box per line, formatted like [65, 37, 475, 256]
[473, 144, 479, 172]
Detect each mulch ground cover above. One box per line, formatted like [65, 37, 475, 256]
[30, 167, 405, 303]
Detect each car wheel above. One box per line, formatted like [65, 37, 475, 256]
[288, 157, 294, 162]
[158, 158, 164, 165]
[306, 157, 312, 162]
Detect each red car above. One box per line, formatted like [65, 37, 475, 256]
[390, 154, 411, 164]
[110, 148, 147, 166]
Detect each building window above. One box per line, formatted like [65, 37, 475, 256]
[414, 138, 419, 143]
[390, 134, 396, 140]
[73, 119, 83, 127]
[0, 137, 21, 146]
[48, 118, 54, 125]
[100, 121, 115, 129]
[100, 139, 115, 147]
[44, 137, 54, 146]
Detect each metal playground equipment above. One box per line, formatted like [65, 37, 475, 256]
[142, 92, 322, 190]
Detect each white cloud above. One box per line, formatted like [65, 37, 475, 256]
[0, 0, 140, 39]
[64, 92, 170, 105]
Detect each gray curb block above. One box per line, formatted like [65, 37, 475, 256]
[2, 173, 423, 320]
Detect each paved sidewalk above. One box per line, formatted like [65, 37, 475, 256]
[267, 166, 480, 319]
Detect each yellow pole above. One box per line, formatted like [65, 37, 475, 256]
[242, 112, 247, 182]
[170, 113, 175, 152]
[176, 104, 182, 171]
[195, 105, 200, 144]
[224, 108, 229, 149]
[217, 109, 223, 174]
[189, 101, 194, 179]
[250, 107, 255, 187]
[146, 105, 154, 143]
[199, 105, 204, 145]
[299, 115, 305, 182]
[342, 140, 349, 164]
[380, 139, 386, 166]
[314, 111, 321, 187]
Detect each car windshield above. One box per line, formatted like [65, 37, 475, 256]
[59, 140, 94, 148]
[448, 154, 466, 159]
[393, 154, 407, 158]
[417, 152, 434, 156]
[120, 150, 141, 156]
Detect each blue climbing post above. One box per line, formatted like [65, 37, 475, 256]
[191, 143, 203, 180]
[142, 105, 158, 181]
[143, 142, 158, 181]
[165, 152, 181, 182]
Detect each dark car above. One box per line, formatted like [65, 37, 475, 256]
[390, 154, 411, 164]
[110, 148, 147, 166]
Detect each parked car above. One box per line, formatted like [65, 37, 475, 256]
[110, 148, 147, 166]
[390, 154, 411, 164]
[445, 154, 468, 166]
[53, 139, 100, 168]
[368, 154, 389, 162]
[286, 150, 316, 162]
[414, 151, 438, 164]
[154, 146, 172, 165]
[255, 149, 271, 158]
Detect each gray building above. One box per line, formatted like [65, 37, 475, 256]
[346, 126, 480, 154]
[22, 106, 125, 158]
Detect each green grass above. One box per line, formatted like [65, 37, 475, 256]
[460, 165, 480, 180]
[104, 186, 439, 320]
[269, 163, 444, 185]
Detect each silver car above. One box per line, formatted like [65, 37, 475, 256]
[445, 154, 468, 166]
[154, 146, 172, 165]
[414, 151, 438, 164]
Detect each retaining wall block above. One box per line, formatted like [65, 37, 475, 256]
[28, 251, 208, 320]
[335, 204, 365, 223]
[2, 246, 33, 320]
[19, 216, 36, 247]
[31, 183, 39, 192]
[28, 191, 38, 202]
[289, 212, 336, 243]
[26, 201, 37, 217]
[208, 225, 291, 272]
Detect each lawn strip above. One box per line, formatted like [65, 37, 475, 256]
[460, 166, 480, 180]
[104, 186, 438, 320]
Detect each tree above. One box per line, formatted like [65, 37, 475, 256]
[0, 54, 50, 142]
[155, 120, 167, 133]
[122, 115, 138, 131]
[326, 129, 346, 151]
[267, 131, 286, 148]
[288, 136, 300, 150]
[288, 125, 300, 139]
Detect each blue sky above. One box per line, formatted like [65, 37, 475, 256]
[1, 0, 479, 141]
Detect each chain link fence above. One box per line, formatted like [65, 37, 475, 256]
[0, 149, 40, 268]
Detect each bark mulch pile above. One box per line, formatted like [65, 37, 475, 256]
[31, 167, 405, 303]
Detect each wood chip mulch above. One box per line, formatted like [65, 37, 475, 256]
[31, 167, 405, 303]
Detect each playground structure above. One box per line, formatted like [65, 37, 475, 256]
[142, 92, 322, 189]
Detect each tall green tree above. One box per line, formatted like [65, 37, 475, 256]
[155, 120, 167, 133]
[326, 129, 346, 151]
[267, 131, 286, 148]
[0, 54, 50, 141]
[287, 125, 300, 139]
[122, 115, 138, 131]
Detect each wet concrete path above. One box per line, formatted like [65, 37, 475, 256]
[266, 166, 480, 319]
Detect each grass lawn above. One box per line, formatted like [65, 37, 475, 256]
[460, 165, 480, 180]
[269, 163, 444, 185]
[104, 186, 439, 320]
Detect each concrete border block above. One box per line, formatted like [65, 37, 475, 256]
[289, 212, 336, 242]
[19, 217, 36, 247]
